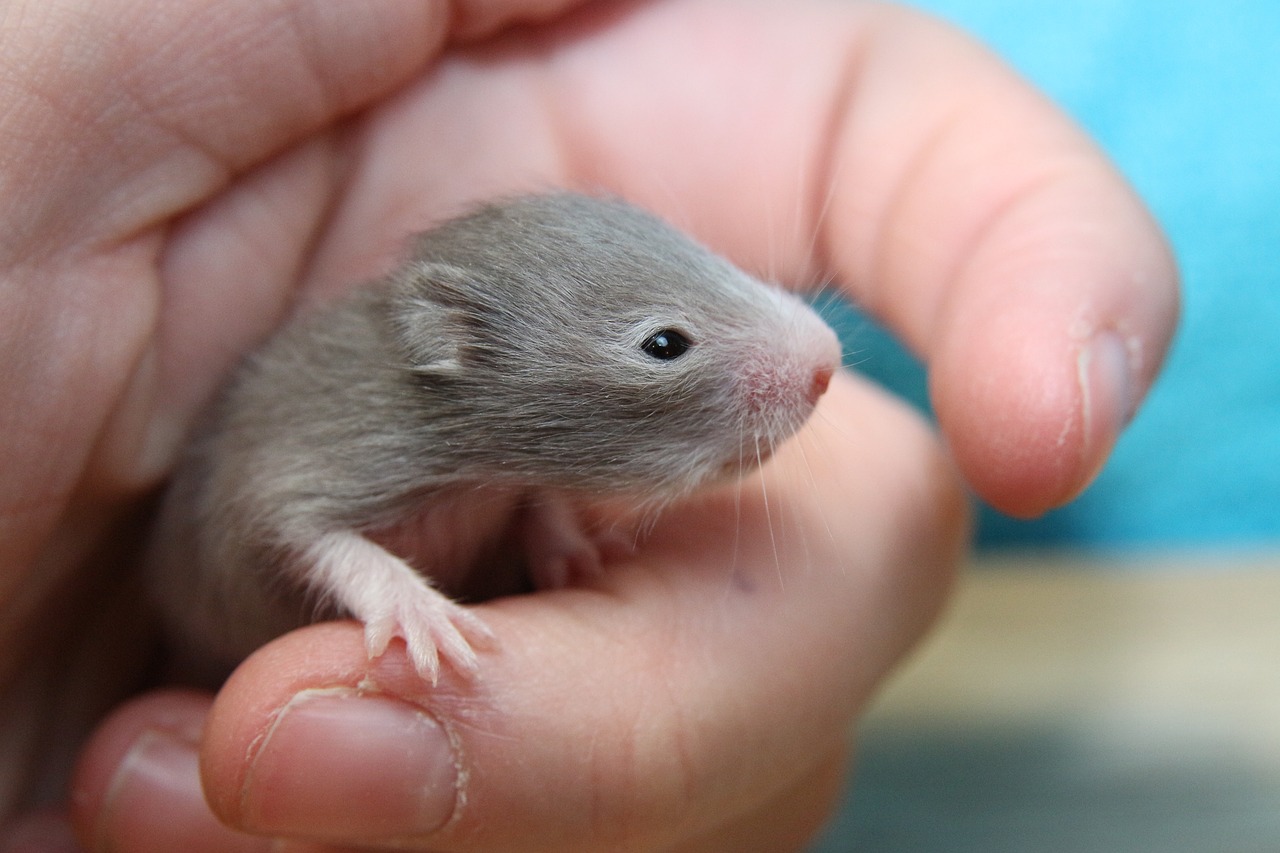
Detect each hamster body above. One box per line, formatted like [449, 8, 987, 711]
[148, 193, 841, 682]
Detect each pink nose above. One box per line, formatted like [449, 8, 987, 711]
[808, 365, 833, 404]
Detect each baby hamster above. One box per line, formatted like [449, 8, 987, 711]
[147, 192, 841, 683]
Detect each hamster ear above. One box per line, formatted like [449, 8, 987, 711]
[386, 262, 480, 376]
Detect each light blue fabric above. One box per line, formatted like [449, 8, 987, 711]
[826, 0, 1280, 549]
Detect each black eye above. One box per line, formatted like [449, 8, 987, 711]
[641, 328, 692, 360]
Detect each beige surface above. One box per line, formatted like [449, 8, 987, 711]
[872, 554, 1280, 737]
[814, 555, 1280, 852]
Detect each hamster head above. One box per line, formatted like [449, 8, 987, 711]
[387, 194, 841, 499]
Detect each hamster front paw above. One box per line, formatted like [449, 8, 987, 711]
[303, 530, 496, 684]
[360, 587, 497, 684]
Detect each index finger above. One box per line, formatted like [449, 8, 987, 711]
[816, 6, 1179, 515]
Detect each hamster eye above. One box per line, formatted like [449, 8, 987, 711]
[641, 328, 692, 360]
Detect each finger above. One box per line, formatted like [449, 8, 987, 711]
[68, 696, 849, 853]
[811, 6, 1180, 516]
[322, 0, 1176, 516]
[68, 690, 274, 853]
[186, 374, 962, 851]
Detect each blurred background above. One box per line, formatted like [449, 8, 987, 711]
[809, 1, 1280, 850]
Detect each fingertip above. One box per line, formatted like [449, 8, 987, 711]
[201, 622, 469, 843]
[69, 690, 203, 844]
[932, 243, 1176, 519]
[932, 313, 1083, 517]
[229, 689, 459, 840]
[69, 690, 269, 853]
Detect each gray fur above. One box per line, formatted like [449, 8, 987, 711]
[148, 193, 840, 674]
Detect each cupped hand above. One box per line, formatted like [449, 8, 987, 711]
[0, 0, 1176, 851]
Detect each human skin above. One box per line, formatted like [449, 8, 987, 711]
[0, 0, 1177, 851]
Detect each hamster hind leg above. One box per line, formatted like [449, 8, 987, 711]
[302, 530, 496, 684]
[520, 492, 637, 589]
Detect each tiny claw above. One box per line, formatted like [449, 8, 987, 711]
[436, 631, 479, 678]
[406, 634, 443, 685]
[364, 621, 392, 660]
[361, 601, 496, 684]
[452, 607, 499, 650]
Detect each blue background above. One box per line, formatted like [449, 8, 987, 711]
[825, 0, 1280, 550]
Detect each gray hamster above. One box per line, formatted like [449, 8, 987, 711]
[147, 193, 841, 683]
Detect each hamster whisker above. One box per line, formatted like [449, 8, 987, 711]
[805, 161, 843, 278]
[729, 425, 748, 583]
[808, 400, 859, 448]
[791, 428, 841, 572]
[754, 439, 785, 592]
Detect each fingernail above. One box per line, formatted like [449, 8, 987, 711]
[241, 690, 458, 840]
[96, 728, 266, 853]
[1079, 330, 1135, 476]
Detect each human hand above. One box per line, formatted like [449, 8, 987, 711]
[0, 0, 1175, 851]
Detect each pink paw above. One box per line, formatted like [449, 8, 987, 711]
[305, 530, 498, 684]
[361, 589, 496, 684]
